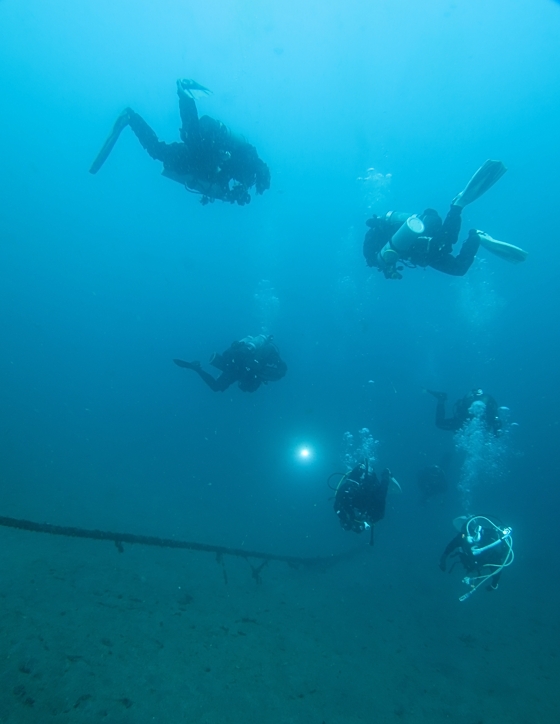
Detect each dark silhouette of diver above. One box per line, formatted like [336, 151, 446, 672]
[90, 79, 271, 206]
[363, 160, 527, 279]
[427, 388, 502, 436]
[417, 464, 448, 505]
[440, 515, 514, 601]
[174, 335, 286, 393]
[333, 462, 399, 546]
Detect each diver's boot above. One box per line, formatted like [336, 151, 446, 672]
[475, 230, 528, 264]
[426, 389, 447, 402]
[89, 108, 132, 174]
[452, 160, 507, 208]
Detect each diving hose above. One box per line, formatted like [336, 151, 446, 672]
[458, 516, 514, 602]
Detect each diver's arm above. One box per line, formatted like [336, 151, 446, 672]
[429, 204, 462, 255]
[428, 231, 479, 277]
[177, 80, 201, 143]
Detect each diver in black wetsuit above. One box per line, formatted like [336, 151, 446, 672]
[363, 205, 481, 279]
[174, 335, 286, 393]
[90, 79, 270, 206]
[439, 515, 514, 601]
[427, 388, 502, 436]
[363, 160, 527, 279]
[417, 464, 448, 504]
[333, 463, 396, 546]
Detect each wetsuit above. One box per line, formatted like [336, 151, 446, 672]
[417, 465, 447, 504]
[436, 391, 501, 435]
[363, 205, 479, 278]
[440, 521, 507, 590]
[126, 89, 270, 205]
[334, 464, 391, 545]
[175, 335, 287, 393]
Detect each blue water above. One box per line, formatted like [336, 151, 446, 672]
[1, 1, 559, 722]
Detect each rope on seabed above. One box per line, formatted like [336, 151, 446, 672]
[0, 515, 360, 577]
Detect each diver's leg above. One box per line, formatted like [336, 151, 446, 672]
[430, 230, 479, 276]
[177, 84, 200, 144]
[127, 110, 172, 162]
[455, 231, 480, 272]
[174, 359, 230, 392]
[193, 369, 223, 391]
[195, 368, 235, 392]
[430, 204, 462, 254]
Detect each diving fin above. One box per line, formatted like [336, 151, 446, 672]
[173, 358, 194, 369]
[476, 230, 528, 264]
[89, 109, 131, 174]
[177, 78, 212, 99]
[452, 160, 507, 208]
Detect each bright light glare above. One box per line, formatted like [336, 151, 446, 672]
[296, 446, 313, 462]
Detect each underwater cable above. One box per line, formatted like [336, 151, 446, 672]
[0, 514, 359, 575]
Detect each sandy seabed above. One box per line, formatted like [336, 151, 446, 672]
[0, 526, 558, 724]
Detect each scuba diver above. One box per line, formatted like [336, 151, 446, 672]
[417, 464, 448, 505]
[332, 462, 400, 546]
[439, 515, 514, 601]
[89, 79, 271, 206]
[174, 334, 287, 393]
[426, 388, 502, 436]
[363, 160, 528, 280]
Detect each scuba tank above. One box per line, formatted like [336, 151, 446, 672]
[378, 214, 426, 267]
[239, 334, 269, 351]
